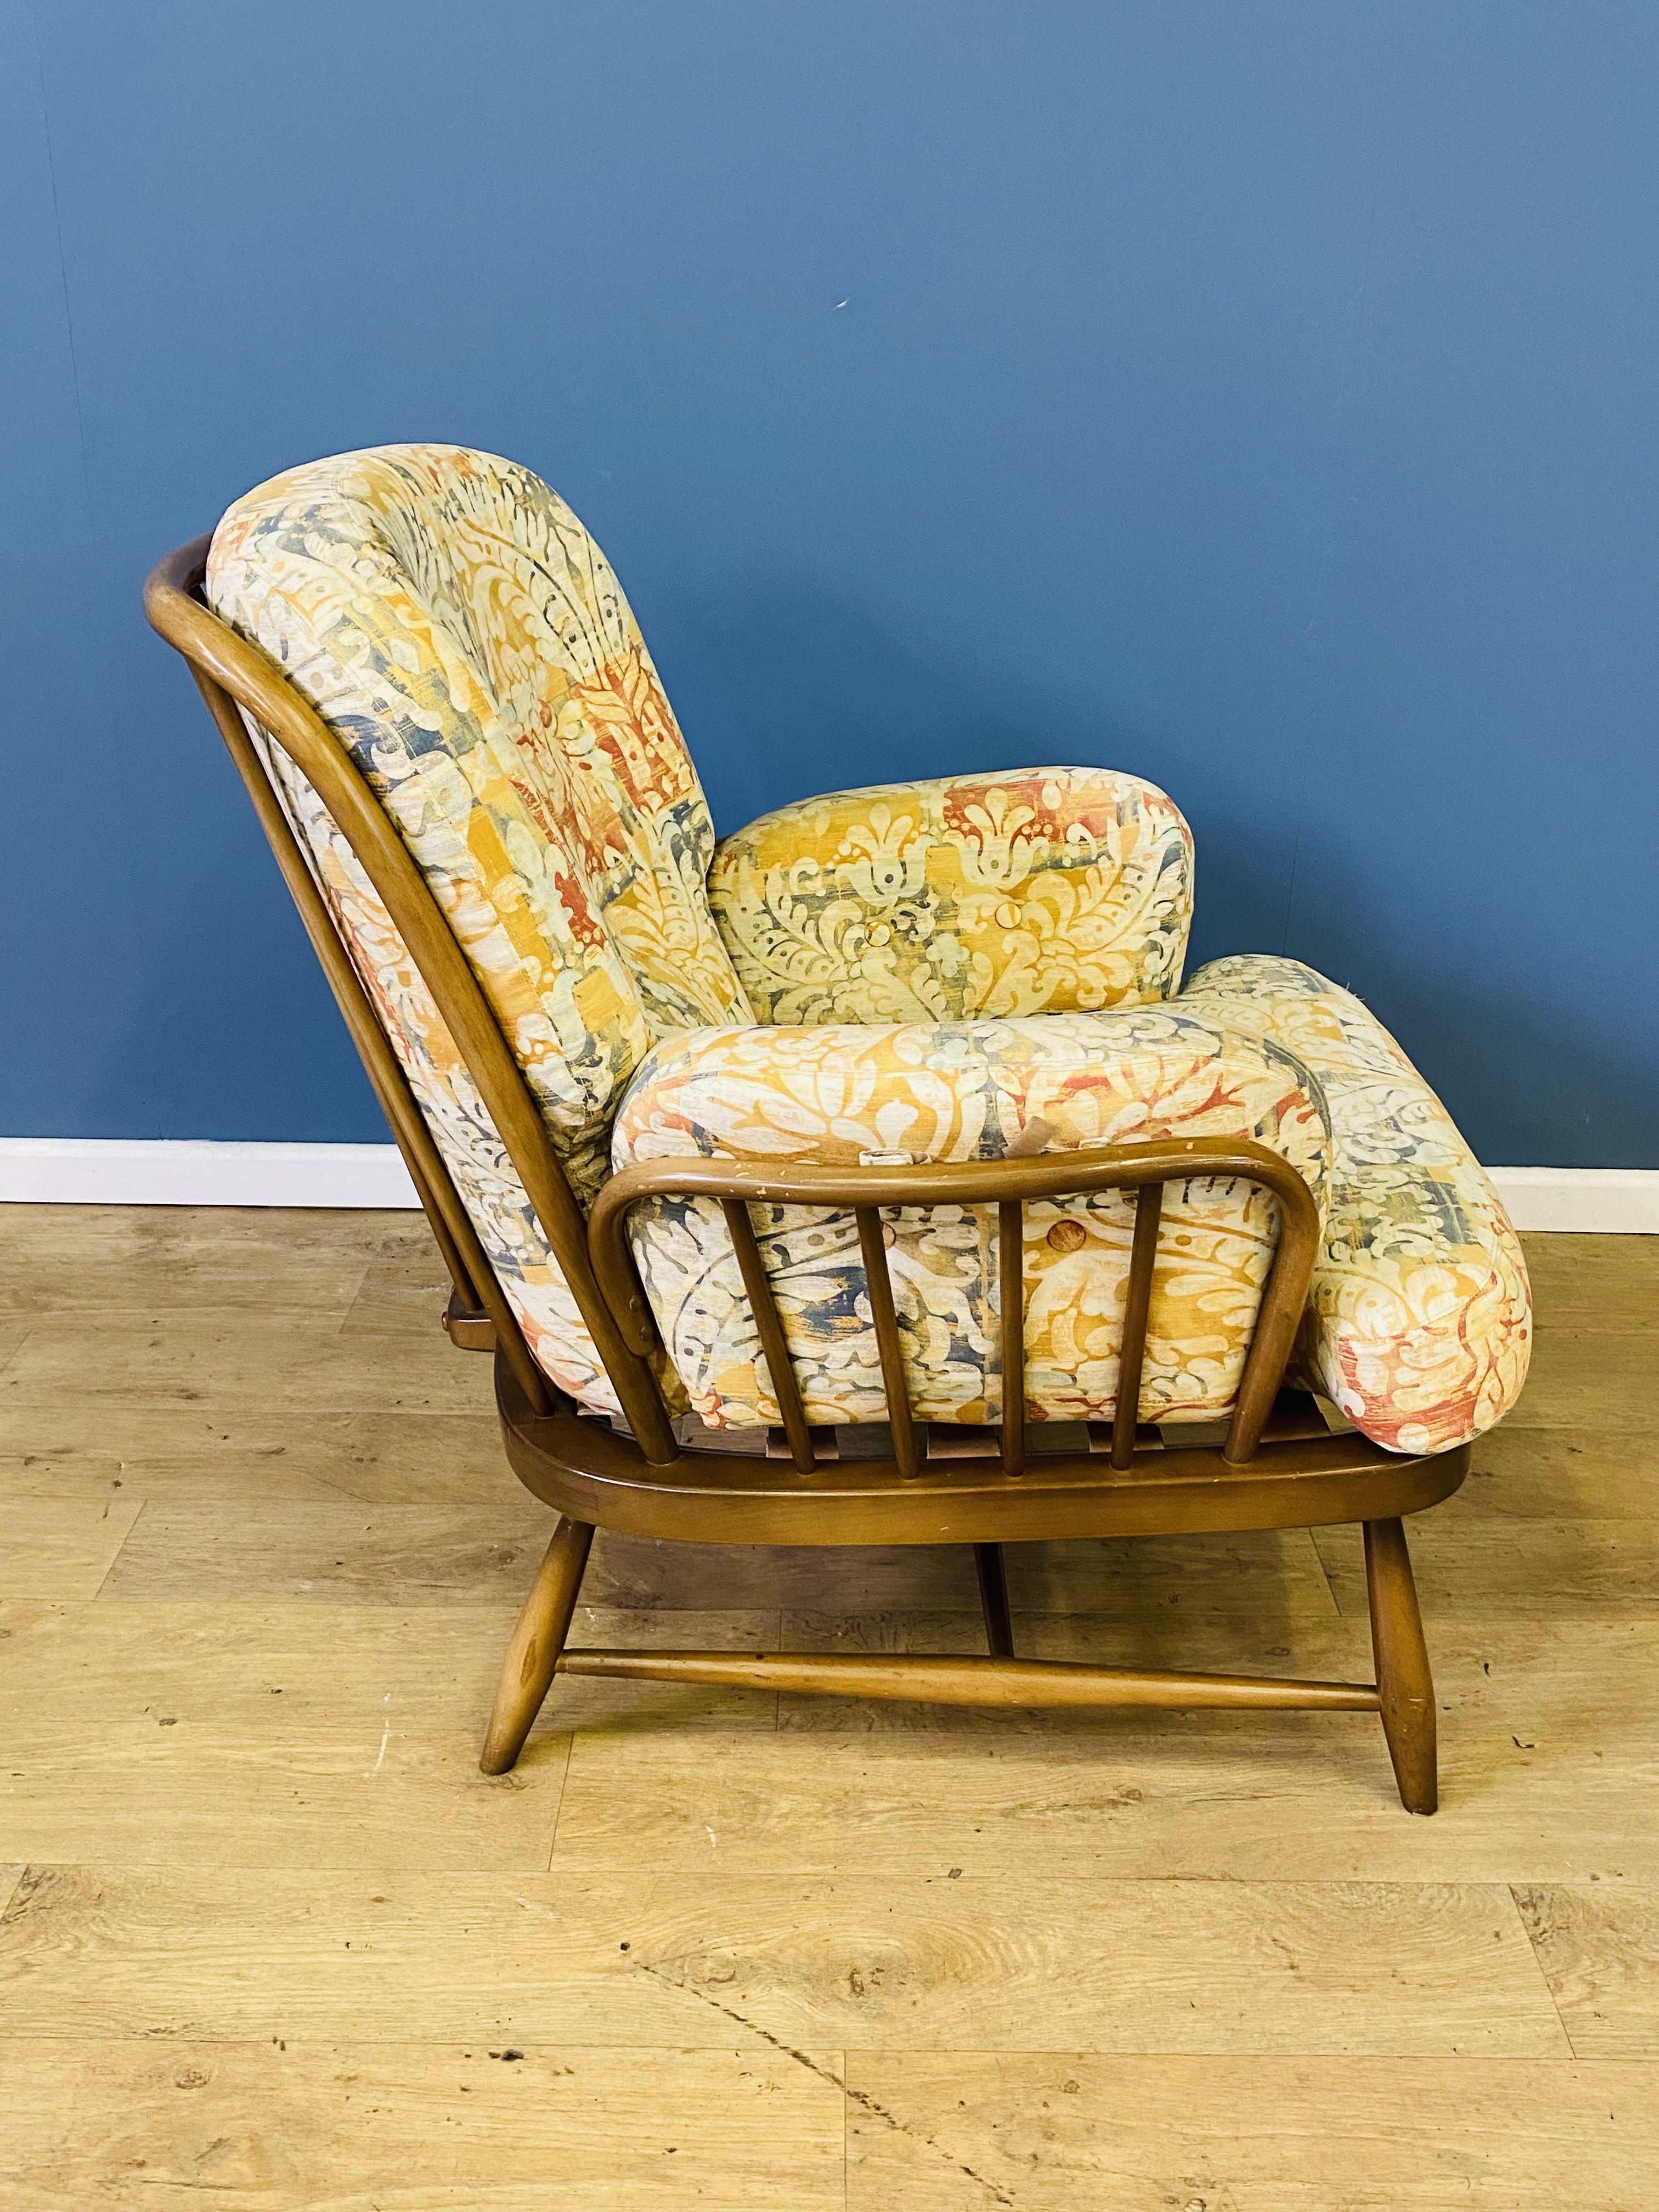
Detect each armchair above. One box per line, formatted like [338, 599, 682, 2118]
[145, 444, 1531, 1811]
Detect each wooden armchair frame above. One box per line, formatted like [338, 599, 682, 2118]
[145, 536, 1465, 1812]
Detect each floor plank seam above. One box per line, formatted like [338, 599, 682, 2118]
[841, 2039, 849, 2212]
[1508, 1878, 1585, 2061]
[631, 1959, 1014, 2206]
[87, 1495, 147, 1602]
[540, 1731, 577, 1870]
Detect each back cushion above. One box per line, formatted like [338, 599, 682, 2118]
[206, 444, 748, 1409]
[226, 737, 643, 1415]
[208, 443, 751, 1192]
[709, 769, 1194, 1024]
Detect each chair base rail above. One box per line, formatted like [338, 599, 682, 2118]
[554, 1647, 1383, 1711]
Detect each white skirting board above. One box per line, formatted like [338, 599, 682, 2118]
[0, 1138, 423, 1210]
[0, 1137, 1656, 1231]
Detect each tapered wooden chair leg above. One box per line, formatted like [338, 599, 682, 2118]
[480, 1516, 595, 1774]
[1363, 1516, 1437, 1814]
[974, 1542, 1015, 1658]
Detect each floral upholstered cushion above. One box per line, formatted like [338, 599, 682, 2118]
[208, 444, 751, 1193]
[236, 735, 650, 1415]
[1178, 956, 1532, 1454]
[708, 769, 1193, 1025]
[206, 444, 752, 1410]
[612, 1007, 1332, 1430]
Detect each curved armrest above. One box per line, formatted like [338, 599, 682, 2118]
[708, 766, 1193, 1025]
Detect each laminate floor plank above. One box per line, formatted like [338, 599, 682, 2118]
[89, 1506, 1337, 1622]
[339, 1246, 459, 1338]
[95, 1497, 557, 1605]
[843, 2051, 1659, 2211]
[0, 1409, 512, 1505]
[0, 1599, 779, 1869]
[0, 1203, 419, 1318]
[553, 1723, 1659, 1883]
[0, 1318, 495, 1416]
[1457, 1425, 1659, 1520]
[0, 1865, 1568, 2056]
[1001, 1529, 1337, 1621]
[1313, 1518, 1659, 1618]
[0, 1497, 144, 1599]
[1506, 1329, 1657, 1429]
[565, 1529, 981, 1613]
[578, 1527, 1333, 1621]
[1513, 1882, 1659, 2058]
[1520, 1230, 1659, 1327]
[0, 2036, 847, 2212]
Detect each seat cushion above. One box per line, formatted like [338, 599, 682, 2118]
[709, 768, 1193, 1025]
[613, 1006, 1331, 1430]
[1178, 956, 1532, 1453]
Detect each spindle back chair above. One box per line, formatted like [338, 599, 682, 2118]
[146, 534, 1465, 1812]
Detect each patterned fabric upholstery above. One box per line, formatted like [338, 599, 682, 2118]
[232, 744, 646, 1415]
[612, 965, 1531, 1449]
[613, 1007, 1331, 1429]
[1179, 957, 1532, 1455]
[708, 769, 1193, 1024]
[207, 443, 748, 1408]
[205, 443, 1530, 1457]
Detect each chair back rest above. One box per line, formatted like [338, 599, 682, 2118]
[206, 444, 751, 1201]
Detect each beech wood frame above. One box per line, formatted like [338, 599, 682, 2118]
[146, 534, 1465, 1813]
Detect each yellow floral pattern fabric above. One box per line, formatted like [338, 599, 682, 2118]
[205, 443, 754, 1411]
[236, 732, 643, 1415]
[1179, 956, 1532, 1454]
[613, 1008, 1333, 1430]
[708, 769, 1193, 1024]
[208, 443, 752, 1203]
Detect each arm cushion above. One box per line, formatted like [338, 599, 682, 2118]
[612, 1005, 1329, 1431]
[707, 767, 1193, 1026]
[1179, 956, 1532, 1454]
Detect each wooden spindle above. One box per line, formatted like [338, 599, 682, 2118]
[1223, 1179, 1324, 1465]
[975, 1542, 1015, 1656]
[998, 1200, 1026, 1475]
[1110, 1181, 1163, 1468]
[721, 1199, 815, 1474]
[856, 1206, 919, 1480]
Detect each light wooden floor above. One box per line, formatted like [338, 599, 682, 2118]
[1, 1207, 1655, 2210]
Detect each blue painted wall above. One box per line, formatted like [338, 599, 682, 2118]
[4, 1, 1655, 1164]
